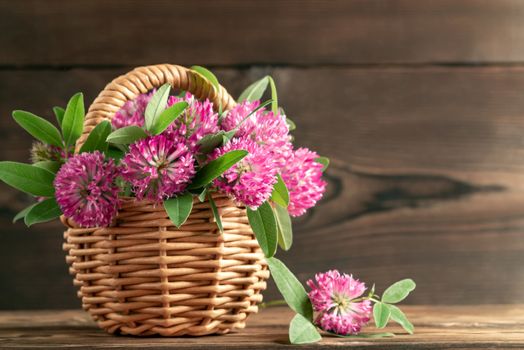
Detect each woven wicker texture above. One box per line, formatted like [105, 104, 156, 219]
[62, 64, 269, 336]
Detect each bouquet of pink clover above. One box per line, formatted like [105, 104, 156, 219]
[0, 66, 414, 344]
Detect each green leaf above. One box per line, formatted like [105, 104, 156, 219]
[217, 101, 225, 123]
[150, 102, 188, 135]
[145, 84, 171, 131]
[274, 204, 292, 251]
[389, 305, 414, 334]
[106, 126, 148, 145]
[373, 302, 391, 328]
[13, 203, 37, 223]
[289, 313, 321, 345]
[238, 76, 269, 102]
[111, 143, 128, 152]
[191, 66, 220, 93]
[12, 110, 63, 147]
[222, 130, 236, 143]
[197, 187, 208, 202]
[165, 193, 193, 228]
[247, 201, 278, 258]
[315, 157, 330, 172]
[197, 131, 228, 154]
[326, 331, 395, 339]
[266, 257, 313, 321]
[271, 174, 289, 207]
[33, 161, 61, 174]
[382, 279, 416, 304]
[62, 93, 85, 147]
[24, 197, 62, 226]
[278, 107, 296, 131]
[208, 193, 223, 233]
[268, 76, 278, 114]
[0, 161, 55, 196]
[53, 106, 65, 127]
[287, 119, 296, 132]
[79, 121, 112, 153]
[106, 146, 125, 161]
[188, 150, 248, 189]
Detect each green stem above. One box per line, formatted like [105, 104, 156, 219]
[259, 299, 287, 308]
[351, 296, 381, 303]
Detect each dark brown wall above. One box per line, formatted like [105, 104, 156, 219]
[1, 0, 524, 309]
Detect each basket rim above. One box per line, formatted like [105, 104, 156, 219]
[60, 191, 241, 230]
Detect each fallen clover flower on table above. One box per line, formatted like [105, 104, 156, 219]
[0, 65, 416, 343]
[265, 263, 416, 344]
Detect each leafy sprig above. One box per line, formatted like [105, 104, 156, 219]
[267, 270, 417, 344]
[1, 92, 88, 225]
[372, 279, 417, 333]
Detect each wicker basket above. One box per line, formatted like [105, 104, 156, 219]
[62, 64, 269, 336]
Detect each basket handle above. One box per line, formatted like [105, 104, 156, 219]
[76, 64, 237, 151]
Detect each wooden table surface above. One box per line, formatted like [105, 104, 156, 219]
[0, 305, 523, 349]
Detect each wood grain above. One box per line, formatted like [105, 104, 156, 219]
[1, 306, 524, 349]
[3, 0, 524, 66]
[1, 66, 524, 308]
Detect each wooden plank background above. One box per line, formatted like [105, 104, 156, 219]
[1, 0, 524, 309]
